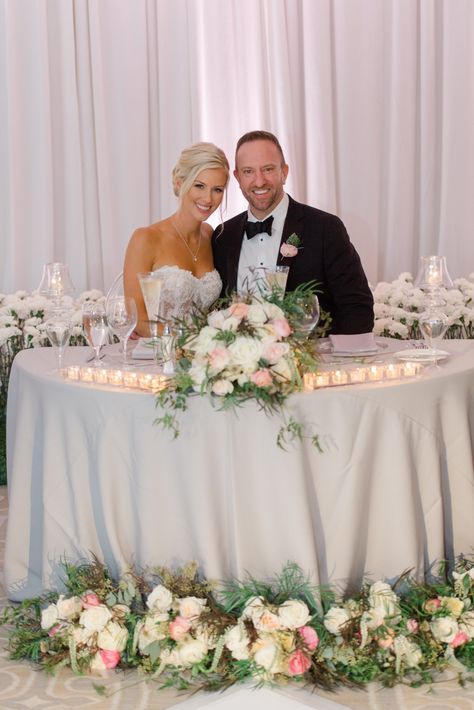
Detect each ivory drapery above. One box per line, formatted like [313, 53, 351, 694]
[1, 0, 473, 294]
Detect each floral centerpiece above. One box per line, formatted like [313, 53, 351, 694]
[156, 284, 328, 449]
[373, 272, 474, 339]
[4, 557, 474, 693]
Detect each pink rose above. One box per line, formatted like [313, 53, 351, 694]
[407, 619, 419, 633]
[280, 243, 298, 258]
[288, 649, 311, 676]
[377, 635, 394, 649]
[262, 341, 287, 364]
[298, 625, 319, 651]
[451, 631, 469, 648]
[169, 615, 191, 641]
[424, 598, 442, 614]
[228, 302, 249, 318]
[99, 649, 121, 669]
[48, 624, 63, 637]
[82, 593, 101, 608]
[208, 347, 230, 370]
[272, 318, 291, 338]
[251, 369, 273, 388]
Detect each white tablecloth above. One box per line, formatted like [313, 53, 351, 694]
[5, 341, 474, 600]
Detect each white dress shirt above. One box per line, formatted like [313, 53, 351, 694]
[237, 193, 289, 294]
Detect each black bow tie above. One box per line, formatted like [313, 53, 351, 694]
[245, 215, 274, 239]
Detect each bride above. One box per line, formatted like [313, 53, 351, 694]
[123, 142, 229, 335]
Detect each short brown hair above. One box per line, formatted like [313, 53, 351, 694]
[235, 131, 286, 166]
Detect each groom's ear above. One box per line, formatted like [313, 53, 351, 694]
[282, 164, 289, 184]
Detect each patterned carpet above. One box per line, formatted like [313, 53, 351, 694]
[1, 486, 474, 709]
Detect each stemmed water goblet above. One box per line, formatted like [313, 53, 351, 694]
[44, 314, 72, 370]
[82, 302, 108, 366]
[294, 294, 320, 338]
[106, 296, 137, 366]
[419, 302, 449, 368]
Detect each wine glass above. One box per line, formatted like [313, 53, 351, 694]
[44, 314, 71, 370]
[419, 305, 449, 368]
[82, 302, 108, 366]
[294, 294, 320, 337]
[106, 296, 137, 365]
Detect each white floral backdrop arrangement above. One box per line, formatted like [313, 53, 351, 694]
[372, 272, 474, 340]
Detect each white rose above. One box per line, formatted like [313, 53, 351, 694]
[97, 621, 128, 652]
[368, 581, 400, 619]
[441, 596, 465, 617]
[253, 609, 282, 632]
[177, 638, 208, 667]
[79, 604, 113, 632]
[393, 635, 423, 669]
[252, 638, 281, 672]
[228, 336, 262, 370]
[270, 357, 293, 382]
[324, 607, 351, 635]
[247, 304, 267, 325]
[192, 326, 218, 356]
[146, 584, 173, 613]
[71, 624, 94, 646]
[220, 315, 240, 331]
[278, 600, 311, 630]
[242, 596, 265, 619]
[430, 616, 459, 643]
[459, 611, 474, 639]
[211, 379, 234, 396]
[189, 361, 208, 390]
[56, 595, 83, 621]
[207, 310, 226, 329]
[225, 624, 250, 660]
[262, 302, 284, 320]
[137, 612, 169, 653]
[159, 647, 182, 667]
[178, 596, 207, 620]
[41, 603, 59, 630]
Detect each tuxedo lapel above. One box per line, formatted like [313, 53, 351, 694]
[226, 213, 247, 292]
[277, 196, 305, 267]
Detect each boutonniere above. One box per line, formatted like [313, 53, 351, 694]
[280, 233, 302, 258]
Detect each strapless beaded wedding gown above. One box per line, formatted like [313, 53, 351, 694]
[152, 266, 222, 320]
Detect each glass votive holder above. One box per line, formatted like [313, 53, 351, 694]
[80, 367, 95, 382]
[93, 368, 109, 384]
[331, 370, 348, 386]
[123, 371, 138, 388]
[66, 365, 80, 380]
[138, 372, 153, 390]
[385, 363, 400, 379]
[350, 368, 366, 383]
[108, 369, 123, 386]
[367, 365, 382, 382]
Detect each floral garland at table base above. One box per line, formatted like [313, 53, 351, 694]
[3, 558, 474, 696]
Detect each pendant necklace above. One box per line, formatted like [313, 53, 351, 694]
[172, 220, 201, 262]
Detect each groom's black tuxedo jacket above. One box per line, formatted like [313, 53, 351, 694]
[212, 195, 374, 335]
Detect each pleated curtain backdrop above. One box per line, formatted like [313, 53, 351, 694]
[0, 0, 473, 294]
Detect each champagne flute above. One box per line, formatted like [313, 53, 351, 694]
[265, 265, 290, 293]
[44, 315, 71, 370]
[82, 302, 108, 366]
[106, 296, 137, 365]
[419, 307, 449, 368]
[294, 294, 320, 337]
[138, 272, 162, 359]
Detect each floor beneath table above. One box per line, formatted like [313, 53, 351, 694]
[0, 485, 473, 709]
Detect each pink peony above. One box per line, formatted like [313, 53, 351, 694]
[228, 302, 249, 318]
[82, 593, 101, 608]
[272, 318, 291, 338]
[251, 369, 273, 388]
[280, 243, 298, 258]
[208, 346, 230, 370]
[424, 598, 442, 614]
[298, 625, 319, 651]
[407, 619, 419, 634]
[169, 615, 191, 641]
[451, 631, 469, 648]
[99, 649, 121, 669]
[288, 649, 312, 676]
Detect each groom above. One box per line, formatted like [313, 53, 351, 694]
[212, 130, 374, 335]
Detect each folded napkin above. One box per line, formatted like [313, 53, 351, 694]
[132, 338, 155, 359]
[329, 332, 378, 355]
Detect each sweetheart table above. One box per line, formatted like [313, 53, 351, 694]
[4, 341, 474, 601]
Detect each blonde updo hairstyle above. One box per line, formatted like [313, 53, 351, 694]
[172, 142, 230, 200]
